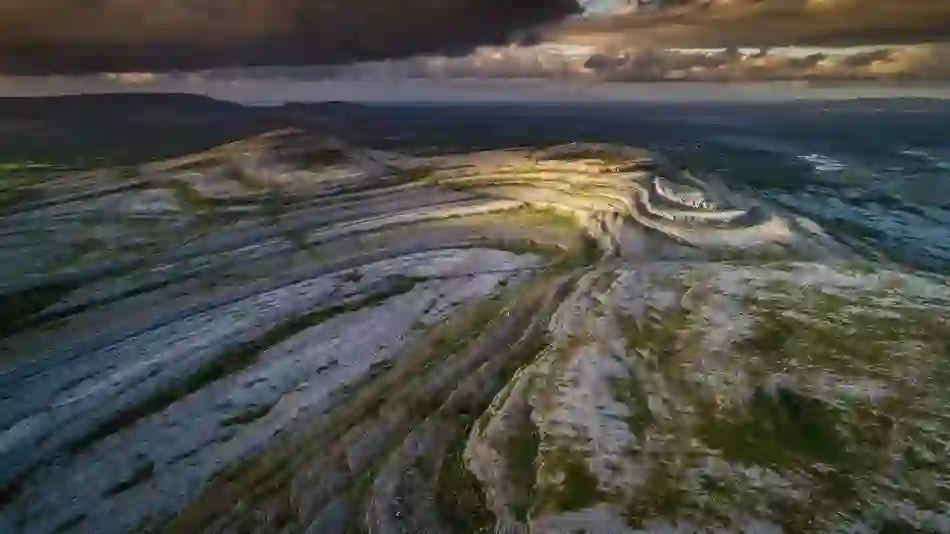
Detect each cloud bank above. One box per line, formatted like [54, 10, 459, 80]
[0, 0, 578, 74]
[549, 0, 950, 49]
[172, 42, 950, 82]
[580, 43, 950, 81]
[3, 0, 950, 74]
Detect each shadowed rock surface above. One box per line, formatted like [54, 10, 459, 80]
[1, 95, 948, 534]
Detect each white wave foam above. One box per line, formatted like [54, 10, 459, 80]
[900, 148, 950, 171]
[799, 153, 847, 173]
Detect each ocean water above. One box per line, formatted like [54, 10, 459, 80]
[338, 99, 950, 272]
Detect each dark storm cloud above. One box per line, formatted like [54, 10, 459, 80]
[4, 0, 950, 75]
[548, 0, 950, 49]
[0, 0, 580, 74]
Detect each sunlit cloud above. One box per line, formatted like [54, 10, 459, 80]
[233, 42, 950, 82]
[545, 0, 950, 49]
[101, 72, 164, 85]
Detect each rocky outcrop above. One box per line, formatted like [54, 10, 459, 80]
[470, 262, 950, 533]
[2, 128, 945, 534]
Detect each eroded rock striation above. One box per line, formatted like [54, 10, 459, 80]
[1, 128, 947, 534]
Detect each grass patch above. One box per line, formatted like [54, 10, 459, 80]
[534, 447, 605, 515]
[335, 287, 541, 532]
[168, 181, 219, 218]
[399, 165, 436, 184]
[0, 162, 57, 172]
[505, 418, 541, 521]
[534, 144, 650, 166]
[701, 387, 849, 468]
[437, 423, 495, 534]
[436, 308, 555, 530]
[622, 460, 693, 528]
[621, 305, 692, 359]
[736, 287, 949, 377]
[610, 375, 655, 440]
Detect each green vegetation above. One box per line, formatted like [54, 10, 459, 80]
[622, 461, 693, 529]
[610, 374, 655, 440]
[437, 427, 495, 534]
[435, 305, 554, 531]
[505, 417, 541, 521]
[603, 268, 950, 530]
[534, 144, 650, 166]
[621, 304, 692, 360]
[738, 283, 950, 377]
[701, 387, 849, 468]
[400, 165, 436, 184]
[169, 181, 217, 214]
[0, 161, 64, 208]
[516, 206, 583, 232]
[534, 447, 605, 515]
[0, 161, 57, 172]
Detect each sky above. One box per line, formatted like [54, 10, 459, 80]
[578, 0, 633, 15]
[2, 0, 950, 94]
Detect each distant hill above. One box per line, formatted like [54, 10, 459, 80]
[0, 93, 379, 167]
[0, 93, 244, 119]
[0, 94, 279, 167]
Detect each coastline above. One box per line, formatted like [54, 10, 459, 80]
[4, 78, 950, 104]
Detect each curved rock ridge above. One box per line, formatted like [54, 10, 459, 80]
[0, 130, 937, 534]
[407, 141, 848, 259]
